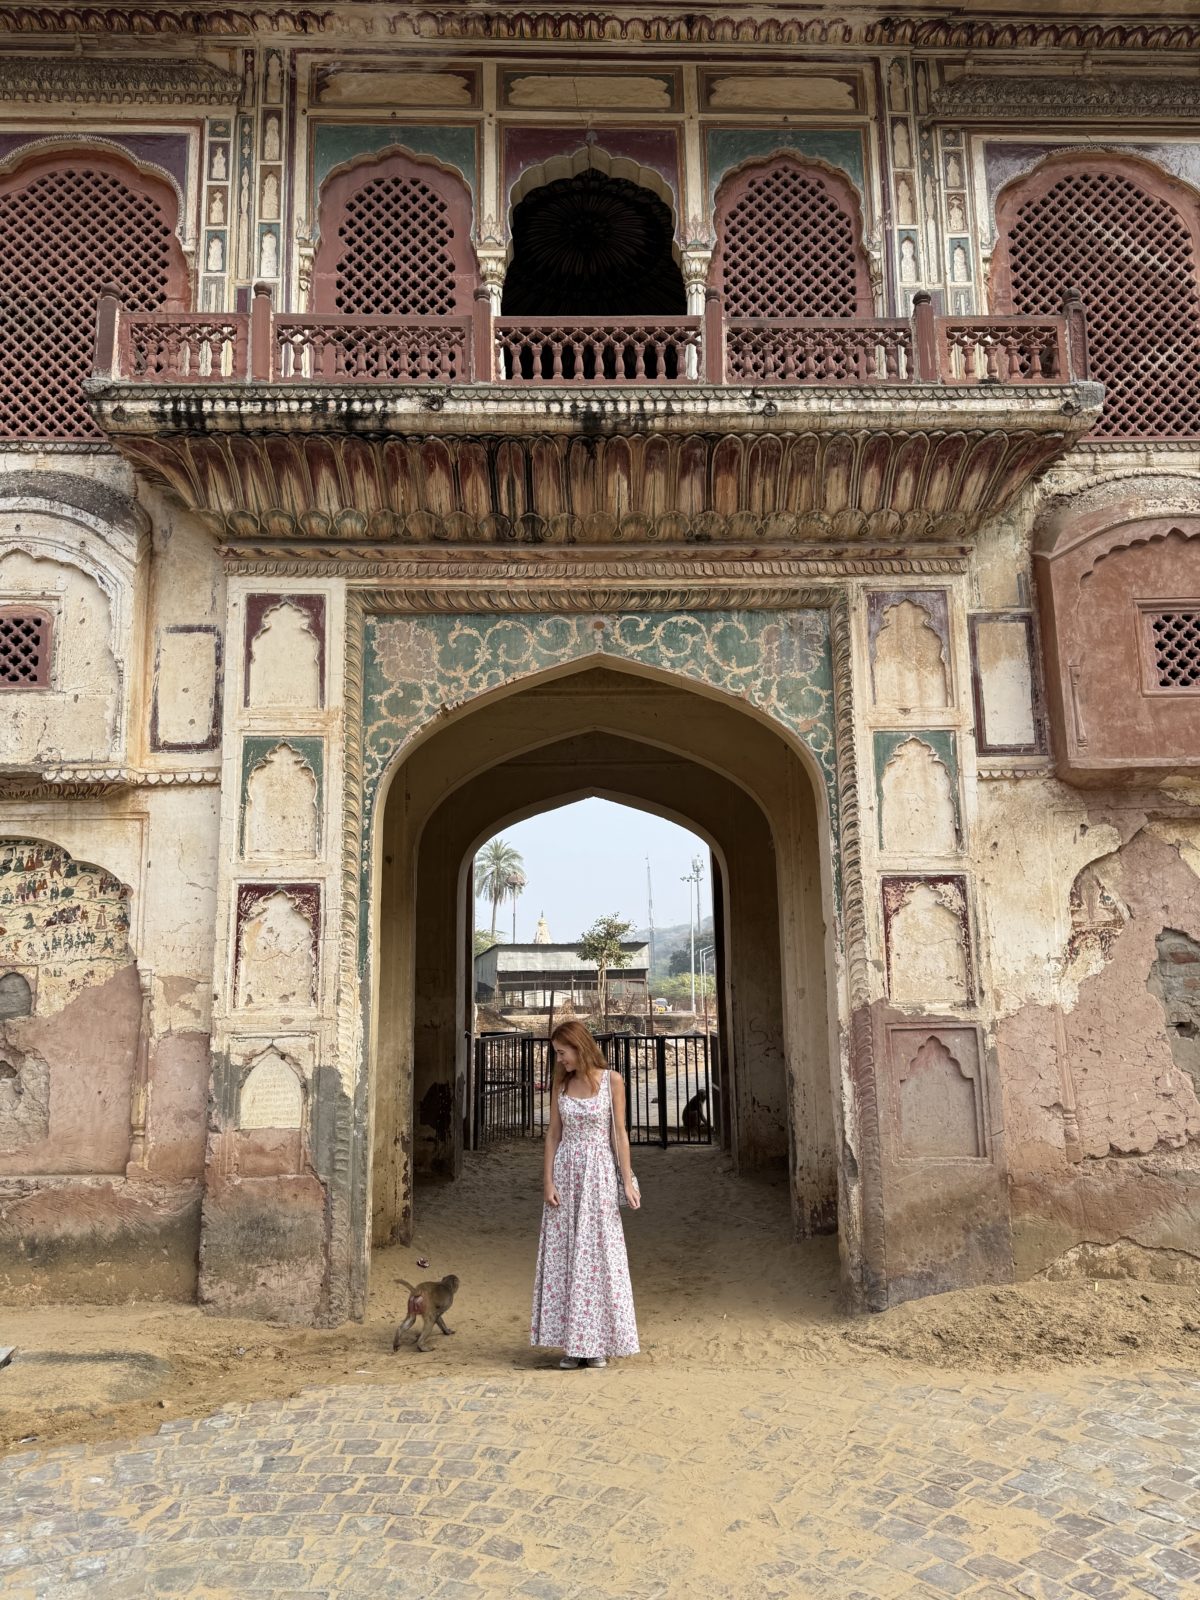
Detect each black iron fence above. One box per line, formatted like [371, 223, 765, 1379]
[472, 1031, 717, 1148]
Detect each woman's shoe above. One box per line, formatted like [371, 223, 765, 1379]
[585, 1357, 608, 1369]
[558, 1356, 581, 1368]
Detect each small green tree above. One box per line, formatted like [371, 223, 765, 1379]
[578, 913, 635, 1028]
[473, 928, 506, 957]
[473, 838, 525, 942]
[658, 972, 715, 1009]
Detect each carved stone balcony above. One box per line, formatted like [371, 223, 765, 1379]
[88, 288, 1102, 552]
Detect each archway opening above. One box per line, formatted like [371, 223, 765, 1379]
[502, 169, 685, 319]
[370, 661, 837, 1274]
[469, 797, 725, 1156]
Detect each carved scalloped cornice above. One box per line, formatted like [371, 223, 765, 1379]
[0, 54, 241, 103]
[0, 6, 330, 34]
[932, 73, 1200, 120]
[869, 17, 1200, 52]
[221, 549, 970, 578]
[0, 9, 1198, 53]
[89, 402, 1098, 549]
[222, 552, 972, 602]
[0, 766, 219, 798]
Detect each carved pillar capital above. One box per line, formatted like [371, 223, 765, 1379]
[682, 248, 712, 316]
[478, 252, 507, 314]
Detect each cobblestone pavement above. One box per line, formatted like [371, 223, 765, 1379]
[3, 1361, 1200, 1599]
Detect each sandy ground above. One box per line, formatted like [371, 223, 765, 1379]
[2, 1141, 1199, 1458]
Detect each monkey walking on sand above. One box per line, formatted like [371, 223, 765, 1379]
[393, 1273, 459, 1353]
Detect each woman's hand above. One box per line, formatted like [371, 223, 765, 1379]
[544, 1181, 560, 1208]
[623, 1178, 641, 1210]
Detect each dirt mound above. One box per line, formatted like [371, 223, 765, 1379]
[841, 1278, 1200, 1371]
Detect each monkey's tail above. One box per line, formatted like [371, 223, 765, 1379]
[397, 1278, 416, 1293]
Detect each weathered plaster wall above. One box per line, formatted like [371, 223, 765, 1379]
[0, 463, 223, 1304]
[971, 469, 1200, 1286]
[0, 548, 120, 762]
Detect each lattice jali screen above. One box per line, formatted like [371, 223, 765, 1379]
[0, 159, 185, 440]
[0, 609, 52, 687]
[1151, 611, 1200, 688]
[995, 165, 1200, 439]
[714, 161, 869, 320]
[313, 149, 480, 320]
[333, 175, 458, 316]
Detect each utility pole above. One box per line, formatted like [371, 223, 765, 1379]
[645, 856, 656, 983]
[699, 944, 715, 1028]
[681, 854, 705, 1016]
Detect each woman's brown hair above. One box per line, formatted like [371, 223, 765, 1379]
[550, 1019, 607, 1091]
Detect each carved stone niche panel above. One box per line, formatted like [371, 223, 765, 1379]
[969, 612, 1042, 756]
[867, 591, 952, 712]
[152, 623, 222, 752]
[889, 1023, 989, 1161]
[231, 1036, 312, 1178]
[882, 875, 973, 1007]
[244, 595, 325, 711]
[233, 884, 319, 1010]
[239, 1046, 304, 1129]
[1035, 497, 1200, 783]
[241, 739, 322, 861]
[874, 731, 961, 856]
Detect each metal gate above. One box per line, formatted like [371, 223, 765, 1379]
[472, 1031, 717, 1148]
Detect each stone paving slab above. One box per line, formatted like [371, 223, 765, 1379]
[2, 1363, 1200, 1598]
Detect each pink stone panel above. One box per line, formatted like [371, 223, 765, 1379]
[0, 964, 140, 1176]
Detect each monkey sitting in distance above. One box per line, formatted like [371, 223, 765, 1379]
[681, 1088, 711, 1136]
[393, 1273, 459, 1353]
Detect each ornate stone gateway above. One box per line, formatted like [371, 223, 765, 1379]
[7, 4, 1200, 1327]
[83, 203, 1097, 1324]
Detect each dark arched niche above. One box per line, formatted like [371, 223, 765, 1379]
[501, 169, 686, 318]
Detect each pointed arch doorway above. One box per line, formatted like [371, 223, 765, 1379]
[370, 657, 840, 1269]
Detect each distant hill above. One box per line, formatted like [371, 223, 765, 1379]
[632, 916, 714, 980]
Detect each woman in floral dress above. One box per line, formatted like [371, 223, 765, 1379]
[530, 1019, 641, 1369]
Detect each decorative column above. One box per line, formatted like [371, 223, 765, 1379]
[197, 573, 354, 1326]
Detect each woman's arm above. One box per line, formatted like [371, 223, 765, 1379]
[543, 1070, 562, 1206]
[610, 1071, 641, 1209]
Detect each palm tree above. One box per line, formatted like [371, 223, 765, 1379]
[474, 838, 525, 942]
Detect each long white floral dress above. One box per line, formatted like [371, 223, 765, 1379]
[530, 1070, 640, 1359]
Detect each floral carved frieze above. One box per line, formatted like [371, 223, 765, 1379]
[104, 421, 1088, 549]
[931, 75, 1200, 121]
[0, 56, 243, 103]
[360, 605, 837, 822]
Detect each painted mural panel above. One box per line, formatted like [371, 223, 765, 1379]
[0, 839, 131, 1012]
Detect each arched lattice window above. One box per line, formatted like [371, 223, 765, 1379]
[712, 156, 872, 319]
[312, 147, 479, 316]
[0, 151, 187, 441]
[992, 157, 1200, 439]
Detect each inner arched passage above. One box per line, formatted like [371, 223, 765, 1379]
[372, 663, 837, 1273]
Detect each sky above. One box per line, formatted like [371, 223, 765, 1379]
[473, 798, 713, 945]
